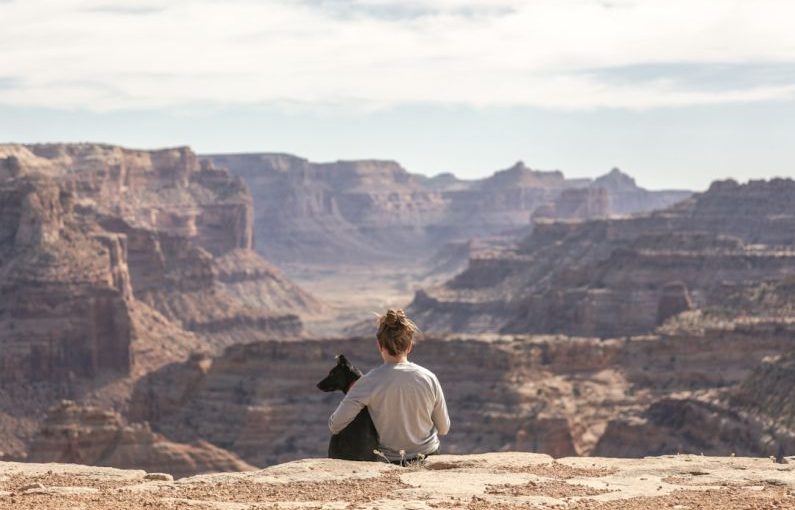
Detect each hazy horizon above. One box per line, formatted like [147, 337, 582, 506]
[2, 0, 795, 190]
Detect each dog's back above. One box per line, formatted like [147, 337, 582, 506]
[328, 407, 379, 461]
[317, 355, 379, 461]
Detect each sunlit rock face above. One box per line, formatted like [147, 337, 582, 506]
[0, 144, 322, 359]
[410, 178, 795, 338]
[0, 176, 133, 384]
[0, 144, 322, 466]
[206, 154, 690, 266]
[126, 317, 793, 466]
[27, 400, 255, 478]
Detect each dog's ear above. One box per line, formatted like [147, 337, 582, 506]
[336, 354, 349, 365]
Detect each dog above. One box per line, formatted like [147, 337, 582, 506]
[316, 354, 379, 461]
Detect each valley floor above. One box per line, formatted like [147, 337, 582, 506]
[1, 453, 793, 509]
[282, 263, 423, 336]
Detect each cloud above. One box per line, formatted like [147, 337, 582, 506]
[80, 4, 165, 15]
[0, 0, 794, 112]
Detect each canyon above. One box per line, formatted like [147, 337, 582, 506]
[0, 143, 319, 463]
[411, 178, 795, 338]
[207, 154, 689, 267]
[207, 153, 690, 332]
[1, 142, 793, 483]
[125, 303, 795, 467]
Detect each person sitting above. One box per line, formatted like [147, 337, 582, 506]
[328, 309, 450, 464]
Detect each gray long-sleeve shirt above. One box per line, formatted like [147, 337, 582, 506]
[328, 361, 450, 461]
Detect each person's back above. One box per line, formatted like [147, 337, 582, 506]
[328, 309, 450, 462]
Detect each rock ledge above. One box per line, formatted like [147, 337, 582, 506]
[1, 452, 793, 509]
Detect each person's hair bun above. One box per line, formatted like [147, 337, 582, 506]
[376, 309, 417, 356]
[383, 309, 405, 328]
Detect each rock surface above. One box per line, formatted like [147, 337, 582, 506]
[1, 453, 793, 509]
[206, 154, 690, 266]
[26, 400, 254, 479]
[127, 316, 795, 466]
[0, 144, 321, 467]
[0, 143, 321, 352]
[411, 178, 795, 338]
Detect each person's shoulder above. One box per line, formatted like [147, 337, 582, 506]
[406, 362, 439, 380]
[363, 363, 388, 378]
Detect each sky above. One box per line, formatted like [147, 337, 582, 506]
[1, 0, 794, 190]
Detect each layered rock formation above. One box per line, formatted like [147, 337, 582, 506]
[0, 143, 321, 470]
[591, 279, 795, 459]
[0, 143, 320, 354]
[26, 400, 254, 478]
[0, 175, 133, 384]
[206, 154, 690, 266]
[127, 305, 794, 466]
[412, 178, 795, 338]
[3, 142, 791, 477]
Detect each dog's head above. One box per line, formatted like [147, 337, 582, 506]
[316, 354, 363, 394]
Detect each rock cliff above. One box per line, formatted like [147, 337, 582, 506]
[0, 176, 133, 384]
[1, 453, 793, 509]
[411, 178, 795, 338]
[205, 154, 690, 266]
[0, 143, 320, 351]
[127, 309, 794, 466]
[0, 144, 321, 468]
[26, 400, 254, 479]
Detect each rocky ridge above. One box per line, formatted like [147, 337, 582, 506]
[206, 154, 690, 266]
[26, 400, 254, 479]
[0, 143, 321, 363]
[0, 143, 321, 467]
[411, 178, 795, 338]
[127, 307, 795, 466]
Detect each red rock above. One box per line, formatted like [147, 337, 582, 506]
[27, 400, 255, 478]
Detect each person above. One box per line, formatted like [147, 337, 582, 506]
[328, 309, 450, 464]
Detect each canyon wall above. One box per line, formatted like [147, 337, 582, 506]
[0, 144, 322, 465]
[127, 311, 794, 466]
[411, 178, 795, 338]
[26, 400, 254, 478]
[206, 154, 690, 266]
[0, 144, 320, 354]
[0, 176, 134, 384]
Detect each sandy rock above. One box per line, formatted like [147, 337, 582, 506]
[26, 401, 254, 479]
[143, 473, 173, 481]
[1, 453, 793, 509]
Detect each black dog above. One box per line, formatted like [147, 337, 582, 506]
[316, 355, 379, 461]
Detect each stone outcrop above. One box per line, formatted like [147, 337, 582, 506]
[532, 187, 610, 220]
[0, 144, 320, 352]
[26, 400, 254, 478]
[0, 144, 322, 470]
[591, 278, 795, 459]
[411, 178, 795, 338]
[0, 176, 133, 384]
[127, 310, 794, 466]
[206, 154, 690, 266]
[1, 453, 793, 509]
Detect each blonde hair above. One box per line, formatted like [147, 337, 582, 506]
[376, 309, 418, 356]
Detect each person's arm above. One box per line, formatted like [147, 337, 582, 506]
[432, 376, 451, 436]
[328, 377, 372, 434]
